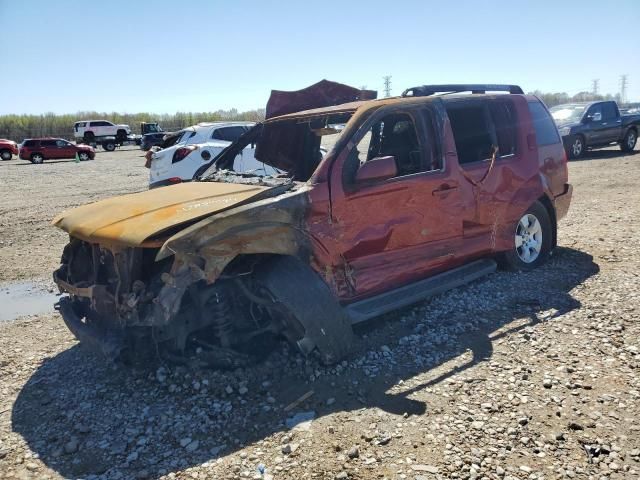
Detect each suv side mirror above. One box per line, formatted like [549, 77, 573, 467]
[355, 155, 398, 183]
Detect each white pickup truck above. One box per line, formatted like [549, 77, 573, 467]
[73, 120, 132, 143]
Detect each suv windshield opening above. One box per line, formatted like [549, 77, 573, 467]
[199, 111, 355, 183]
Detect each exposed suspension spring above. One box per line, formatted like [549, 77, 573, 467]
[208, 290, 233, 348]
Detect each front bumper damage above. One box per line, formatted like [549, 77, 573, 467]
[55, 296, 124, 358]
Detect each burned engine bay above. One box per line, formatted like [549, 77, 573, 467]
[54, 239, 303, 368]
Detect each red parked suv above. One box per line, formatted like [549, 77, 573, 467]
[0, 139, 19, 160]
[52, 83, 572, 366]
[19, 138, 95, 164]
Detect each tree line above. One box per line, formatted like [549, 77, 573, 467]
[527, 90, 621, 108]
[0, 91, 630, 143]
[0, 108, 266, 142]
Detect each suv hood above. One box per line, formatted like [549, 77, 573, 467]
[52, 182, 274, 247]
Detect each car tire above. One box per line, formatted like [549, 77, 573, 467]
[30, 153, 44, 164]
[103, 142, 116, 152]
[83, 132, 95, 143]
[78, 152, 90, 161]
[0, 149, 12, 161]
[498, 201, 553, 271]
[620, 128, 637, 153]
[567, 135, 585, 159]
[116, 130, 127, 142]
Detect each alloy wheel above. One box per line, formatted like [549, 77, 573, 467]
[572, 138, 583, 157]
[515, 214, 543, 263]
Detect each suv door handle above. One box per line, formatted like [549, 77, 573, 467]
[432, 184, 458, 196]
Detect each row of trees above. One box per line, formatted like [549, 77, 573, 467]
[527, 90, 622, 108]
[0, 108, 266, 142]
[0, 91, 632, 142]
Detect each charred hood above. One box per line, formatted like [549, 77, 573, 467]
[52, 182, 288, 247]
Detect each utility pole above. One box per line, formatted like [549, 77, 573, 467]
[382, 76, 392, 98]
[619, 75, 628, 104]
[591, 79, 599, 96]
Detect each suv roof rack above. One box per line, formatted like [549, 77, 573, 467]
[401, 84, 524, 97]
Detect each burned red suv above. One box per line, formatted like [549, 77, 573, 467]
[52, 82, 571, 366]
[20, 138, 95, 164]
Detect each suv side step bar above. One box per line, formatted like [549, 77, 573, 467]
[345, 259, 497, 325]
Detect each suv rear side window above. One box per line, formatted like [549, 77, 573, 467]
[445, 103, 495, 164]
[23, 140, 38, 147]
[528, 101, 560, 146]
[212, 126, 247, 142]
[489, 101, 517, 156]
[40, 140, 57, 147]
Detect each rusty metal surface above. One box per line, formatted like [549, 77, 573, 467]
[52, 182, 272, 246]
[265, 79, 376, 119]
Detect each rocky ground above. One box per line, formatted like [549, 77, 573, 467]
[0, 147, 639, 480]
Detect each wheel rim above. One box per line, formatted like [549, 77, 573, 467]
[628, 131, 637, 149]
[1, 152, 10, 160]
[33, 155, 42, 163]
[572, 138, 583, 157]
[515, 214, 542, 264]
[80, 153, 88, 160]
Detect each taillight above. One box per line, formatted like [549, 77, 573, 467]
[172, 146, 197, 163]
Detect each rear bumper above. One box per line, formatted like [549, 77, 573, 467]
[554, 183, 572, 220]
[55, 296, 124, 359]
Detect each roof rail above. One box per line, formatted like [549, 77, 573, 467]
[402, 84, 524, 97]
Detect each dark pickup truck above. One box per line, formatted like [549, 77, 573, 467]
[550, 100, 640, 158]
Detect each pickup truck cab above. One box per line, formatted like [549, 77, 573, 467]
[52, 83, 572, 367]
[550, 100, 640, 158]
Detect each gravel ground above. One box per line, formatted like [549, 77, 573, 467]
[0, 147, 639, 480]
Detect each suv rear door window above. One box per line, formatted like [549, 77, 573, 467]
[212, 126, 247, 142]
[528, 101, 560, 146]
[445, 102, 495, 164]
[489, 101, 517, 156]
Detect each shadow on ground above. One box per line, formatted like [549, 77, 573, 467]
[12, 247, 599, 479]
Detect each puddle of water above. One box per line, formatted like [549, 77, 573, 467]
[0, 282, 61, 322]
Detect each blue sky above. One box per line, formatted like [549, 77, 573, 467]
[0, 0, 638, 114]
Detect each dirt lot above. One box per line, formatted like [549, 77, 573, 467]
[1, 147, 639, 480]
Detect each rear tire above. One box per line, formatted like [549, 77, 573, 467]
[30, 153, 44, 164]
[116, 130, 127, 142]
[0, 150, 12, 161]
[620, 128, 637, 152]
[499, 201, 553, 271]
[567, 135, 585, 159]
[83, 132, 95, 143]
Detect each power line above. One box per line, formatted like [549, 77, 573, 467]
[382, 76, 392, 98]
[619, 75, 628, 104]
[591, 79, 599, 96]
